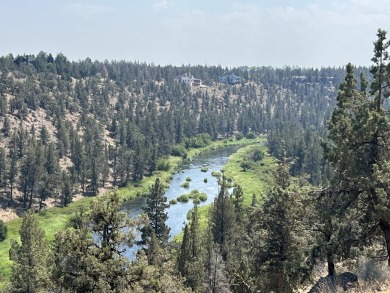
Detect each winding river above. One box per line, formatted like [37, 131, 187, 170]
[121, 145, 240, 258]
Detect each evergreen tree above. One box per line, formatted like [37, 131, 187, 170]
[326, 33, 390, 264]
[252, 158, 307, 293]
[52, 192, 138, 292]
[140, 178, 170, 248]
[178, 205, 204, 291]
[9, 210, 50, 293]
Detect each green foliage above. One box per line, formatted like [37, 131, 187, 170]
[157, 158, 171, 171]
[9, 210, 50, 293]
[185, 176, 192, 182]
[177, 190, 207, 204]
[169, 199, 177, 204]
[240, 161, 252, 171]
[141, 178, 170, 247]
[171, 144, 187, 158]
[251, 159, 308, 292]
[204, 178, 207, 183]
[178, 205, 205, 291]
[235, 132, 244, 140]
[52, 192, 142, 292]
[211, 171, 221, 177]
[0, 221, 6, 242]
[184, 133, 211, 149]
[198, 193, 207, 202]
[177, 194, 189, 202]
[246, 132, 256, 139]
[180, 181, 190, 188]
[251, 147, 264, 162]
[201, 167, 208, 172]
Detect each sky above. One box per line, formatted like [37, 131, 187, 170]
[1, 0, 390, 68]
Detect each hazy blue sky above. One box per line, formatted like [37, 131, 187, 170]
[1, 0, 389, 67]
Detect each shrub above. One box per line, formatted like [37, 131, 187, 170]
[246, 132, 256, 139]
[201, 167, 208, 172]
[198, 193, 207, 201]
[204, 178, 208, 183]
[240, 161, 252, 171]
[193, 198, 201, 204]
[188, 190, 199, 198]
[169, 199, 177, 205]
[171, 144, 187, 158]
[186, 177, 192, 182]
[180, 182, 190, 188]
[235, 132, 244, 140]
[177, 194, 189, 202]
[251, 148, 264, 162]
[211, 171, 222, 177]
[184, 133, 211, 148]
[157, 158, 171, 171]
[0, 220, 7, 242]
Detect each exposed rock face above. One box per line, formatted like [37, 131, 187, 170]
[308, 272, 358, 293]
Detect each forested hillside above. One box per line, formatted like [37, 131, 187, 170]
[0, 53, 346, 214]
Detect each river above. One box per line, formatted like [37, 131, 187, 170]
[120, 145, 240, 258]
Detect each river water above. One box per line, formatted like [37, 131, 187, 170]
[121, 145, 240, 258]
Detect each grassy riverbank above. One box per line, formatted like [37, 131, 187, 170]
[195, 143, 275, 231]
[0, 136, 263, 287]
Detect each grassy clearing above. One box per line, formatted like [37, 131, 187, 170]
[0, 136, 262, 287]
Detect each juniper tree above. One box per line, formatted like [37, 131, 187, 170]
[326, 30, 390, 265]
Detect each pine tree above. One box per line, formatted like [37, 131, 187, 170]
[178, 205, 205, 291]
[211, 176, 236, 247]
[9, 210, 50, 292]
[140, 178, 170, 248]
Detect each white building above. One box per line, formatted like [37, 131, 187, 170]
[180, 74, 202, 86]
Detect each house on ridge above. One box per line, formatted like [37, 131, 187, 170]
[180, 73, 202, 86]
[218, 73, 242, 84]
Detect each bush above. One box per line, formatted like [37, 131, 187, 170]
[235, 132, 244, 140]
[246, 132, 256, 139]
[198, 193, 207, 201]
[177, 194, 189, 202]
[211, 171, 222, 177]
[251, 148, 264, 162]
[201, 167, 208, 172]
[188, 190, 199, 198]
[157, 158, 171, 171]
[186, 177, 192, 182]
[169, 199, 177, 205]
[204, 178, 208, 183]
[171, 144, 187, 158]
[180, 182, 190, 188]
[0, 220, 7, 242]
[184, 133, 211, 149]
[193, 198, 201, 204]
[240, 161, 252, 171]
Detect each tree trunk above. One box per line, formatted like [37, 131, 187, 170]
[327, 251, 336, 276]
[379, 219, 390, 266]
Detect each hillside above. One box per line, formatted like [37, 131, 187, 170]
[0, 54, 347, 219]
